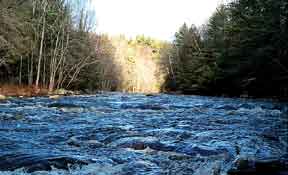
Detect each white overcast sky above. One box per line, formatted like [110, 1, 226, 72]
[91, 0, 224, 40]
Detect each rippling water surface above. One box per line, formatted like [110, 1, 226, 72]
[0, 93, 287, 175]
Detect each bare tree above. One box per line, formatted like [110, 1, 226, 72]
[35, 0, 47, 89]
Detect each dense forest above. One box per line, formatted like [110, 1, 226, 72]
[0, 0, 287, 98]
[163, 0, 288, 98]
[0, 0, 99, 93]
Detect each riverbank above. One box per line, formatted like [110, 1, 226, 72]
[0, 85, 47, 97]
[1, 84, 287, 103]
[0, 85, 77, 99]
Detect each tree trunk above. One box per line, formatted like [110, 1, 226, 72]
[28, 52, 34, 86]
[35, 0, 47, 89]
[19, 56, 22, 85]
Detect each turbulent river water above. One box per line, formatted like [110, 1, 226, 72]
[0, 93, 287, 175]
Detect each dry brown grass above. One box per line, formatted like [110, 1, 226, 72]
[0, 84, 49, 97]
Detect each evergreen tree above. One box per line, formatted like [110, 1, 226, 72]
[215, 0, 288, 96]
[169, 23, 215, 93]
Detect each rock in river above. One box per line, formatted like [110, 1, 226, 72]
[227, 158, 288, 175]
[48, 102, 85, 112]
[176, 144, 232, 158]
[48, 103, 82, 108]
[67, 136, 104, 148]
[0, 153, 89, 173]
[0, 94, 6, 101]
[49, 95, 61, 100]
[109, 137, 175, 151]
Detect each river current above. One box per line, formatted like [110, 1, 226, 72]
[0, 93, 287, 175]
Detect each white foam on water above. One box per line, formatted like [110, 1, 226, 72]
[0, 163, 125, 175]
[236, 107, 282, 116]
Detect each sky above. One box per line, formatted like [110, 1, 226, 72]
[92, 0, 224, 40]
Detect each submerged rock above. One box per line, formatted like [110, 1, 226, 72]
[0, 114, 24, 121]
[48, 102, 85, 112]
[216, 105, 238, 110]
[67, 136, 104, 148]
[227, 158, 288, 175]
[48, 103, 81, 108]
[145, 93, 158, 97]
[120, 102, 167, 111]
[0, 153, 89, 173]
[139, 104, 166, 110]
[109, 137, 175, 151]
[176, 145, 231, 157]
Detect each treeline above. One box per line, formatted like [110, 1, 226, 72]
[163, 0, 288, 98]
[0, 0, 98, 92]
[0, 0, 168, 94]
[79, 35, 169, 93]
[1, 0, 287, 98]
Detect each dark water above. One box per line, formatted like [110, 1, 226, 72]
[0, 93, 287, 175]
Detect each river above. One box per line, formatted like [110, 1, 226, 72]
[0, 93, 287, 175]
